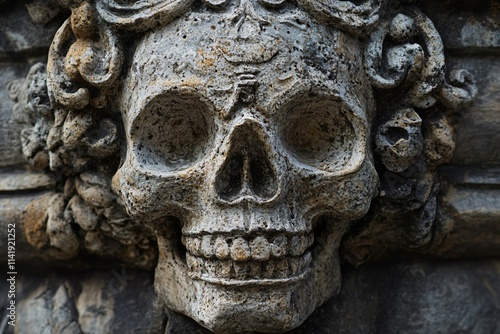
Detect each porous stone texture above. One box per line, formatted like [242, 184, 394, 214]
[165, 259, 500, 334]
[2, 259, 498, 334]
[111, 6, 380, 330]
[0, 0, 498, 333]
[0, 268, 166, 334]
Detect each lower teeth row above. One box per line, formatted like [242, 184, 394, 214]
[187, 252, 312, 280]
[183, 234, 314, 261]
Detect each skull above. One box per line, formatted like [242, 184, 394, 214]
[112, 2, 378, 332]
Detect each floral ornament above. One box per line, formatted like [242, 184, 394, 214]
[13, 62, 156, 268]
[344, 7, 477, 264]
[12, 0, 156, 268]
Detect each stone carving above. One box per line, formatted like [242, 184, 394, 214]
[11, 0, 478, 332]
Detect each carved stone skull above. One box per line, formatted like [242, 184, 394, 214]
[112, 1, 379, 332]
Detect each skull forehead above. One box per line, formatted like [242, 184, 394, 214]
[122, 9, 373, 122]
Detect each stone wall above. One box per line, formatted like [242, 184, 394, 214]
[0, 0, 499, 333]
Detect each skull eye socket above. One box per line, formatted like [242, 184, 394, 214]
[131, 92, 214, 172]
[280, 98, 361, 173]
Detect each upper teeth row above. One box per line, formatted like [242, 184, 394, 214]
[182, 233, 314, 261]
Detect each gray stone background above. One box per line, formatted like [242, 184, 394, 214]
[0, 0, 499, 333]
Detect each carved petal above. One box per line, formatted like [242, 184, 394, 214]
[439, 69, 478, 110]
[405, 10, 445, 108]
[365, 9, 446, 109]
[74, 25, 123, 89]
[48, 1, 124, 110]
[96, 0, 194, 31]
[47, 19, 90, 110]
[376, 108, 423, 173]
[296, 0, 387, 34]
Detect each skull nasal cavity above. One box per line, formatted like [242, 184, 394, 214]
[216, 125, 278, 202]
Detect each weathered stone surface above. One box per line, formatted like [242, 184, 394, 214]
[1, 260, 497, 334]
[448, 57, 500, 166]
[0, 0, 498, 333]
[0, 62, 33, 167]
[293, 260, 500, 334]
[419, 0, 500, 53]
[0, 269, 166, 334]
[155, 259, 500, 334]
[0, 2, 64, 56]
[0, 169, 55, 191]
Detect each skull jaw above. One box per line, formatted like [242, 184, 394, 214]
[169, 274, 318, 333]
[153, 220, 343, 333]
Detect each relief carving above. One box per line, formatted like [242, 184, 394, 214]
[10, 0, 478, 332]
